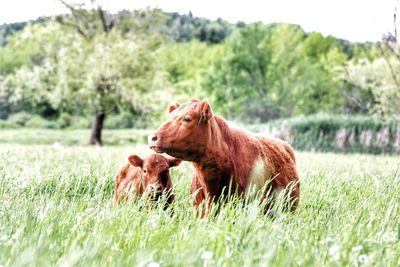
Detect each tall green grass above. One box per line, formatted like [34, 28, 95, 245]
[0, 143, 399, 266]
[240, 115, 400, 154]
[0, 129, 150, 146]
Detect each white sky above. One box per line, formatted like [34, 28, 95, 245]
[0, 0, 398, 42]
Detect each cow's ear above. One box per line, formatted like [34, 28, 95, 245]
[198, 100, 213, 125]
[168, 102, 180, 113]
[168, 158, 182, 168]
[128, 155, 143, 168]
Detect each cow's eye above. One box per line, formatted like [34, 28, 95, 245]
[183, 116, 192, 123]
[143, 169, 147, 174]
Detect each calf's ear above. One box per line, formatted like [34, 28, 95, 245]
[128, 155, 143, 168]
[198, 100, 213, 125]
[168, 102, 180, 113]
[168, 158, 182, 167]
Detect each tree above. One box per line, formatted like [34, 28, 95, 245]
[204, 23, 346, 122]
[160, 40, 223, 101]
[55, 1, 167, 145]
[56, 0, 116, 145]
[343, 0, 400, 117]
[378, 0, 400, 117]
[0, 5, 166, 142]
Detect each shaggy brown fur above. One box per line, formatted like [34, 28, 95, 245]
[114, 154, 181, 207]
[148, 99, 300, 212]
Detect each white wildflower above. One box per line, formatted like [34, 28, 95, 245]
[52, 142, 62, 149]
[358, 254, 368, 263]
[381, 231, 397, 242]
[329, 244, 340, 261]
[147, 262, 160, 267]
[201, 251, 213, 260]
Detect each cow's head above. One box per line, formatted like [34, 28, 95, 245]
[128, 154, 181, 199]
[148, 99, 213, 161]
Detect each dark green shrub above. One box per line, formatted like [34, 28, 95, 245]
[265, 114, 400, 154]
[69, 117, 91, 129]
[25, 116, 58, 129]
[57, 113, 72, 128]
[104, 112, 135, 129]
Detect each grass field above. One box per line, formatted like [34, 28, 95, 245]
[0, 129, 399, 266]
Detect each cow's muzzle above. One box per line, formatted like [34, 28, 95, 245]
[148, 134, 163, 153]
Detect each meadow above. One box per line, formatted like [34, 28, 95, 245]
[0, 129, 399, 266]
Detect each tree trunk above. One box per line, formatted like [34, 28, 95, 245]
[89, 112, 105, 146]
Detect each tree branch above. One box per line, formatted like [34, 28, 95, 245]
[379, 43, 400, 89]
[58, 0, 114, 38]
[56, 15, 90, 39]
[97, 5, 111, 33]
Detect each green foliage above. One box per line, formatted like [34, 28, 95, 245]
[0, 21, 26, 46]
[6, 112, 59, 129]
[0, 17, 47, 46]
[165, 12, 234, 43]
[57, 113, 72, 129]
[7, 112, 33, 126]
[104, 112, 135, 129]
[68, 116, 92, 129]
[265, 114, 400, 154]
[0, 120, 18, 129]
[161, 40, 223, 100]
[0, 7, 394, 130]
[0, 129, 150, 146]
[0, 16, 168, 127]
[345, 56, 400, 116]
[0, 143, 399, 265]
[25, 115, 58, 129]
[1, 113, 92, 130]
[203, 23, 354, 122]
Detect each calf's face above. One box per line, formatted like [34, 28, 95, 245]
[148, 99, 213, 161]
[128, 154, 181, 198]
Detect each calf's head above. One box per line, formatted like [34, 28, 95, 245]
[148, 99, 213, 161]
[128, 154, 181, 199]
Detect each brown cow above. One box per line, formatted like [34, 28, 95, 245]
[114, 154, 181, 208]
[148, 99, 300, 213]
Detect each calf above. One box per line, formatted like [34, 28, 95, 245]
[114, 154, 181, 207]
[148, 99, 300, 213]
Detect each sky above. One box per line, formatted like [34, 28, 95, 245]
[0, 0, 398, 42]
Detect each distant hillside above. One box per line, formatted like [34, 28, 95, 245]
[0, 17, 48, 46]
[0, 9, 374, 52]
[163, 11, 240, 43]
[0, 10, 238, 46]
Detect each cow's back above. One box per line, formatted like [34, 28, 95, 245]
[114, 163, 141, 203]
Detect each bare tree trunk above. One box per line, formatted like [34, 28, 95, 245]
[89, 112, 105, 146]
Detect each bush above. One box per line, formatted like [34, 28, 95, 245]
[57, 113, 72, 129]
[0, 120, 19, 129]
[25, 116, 59, 129]
[265, 114, 400, 154]
[69, 116, 91, 129]
[8, 112, 33, 126]
[104, 112, 135, 129]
